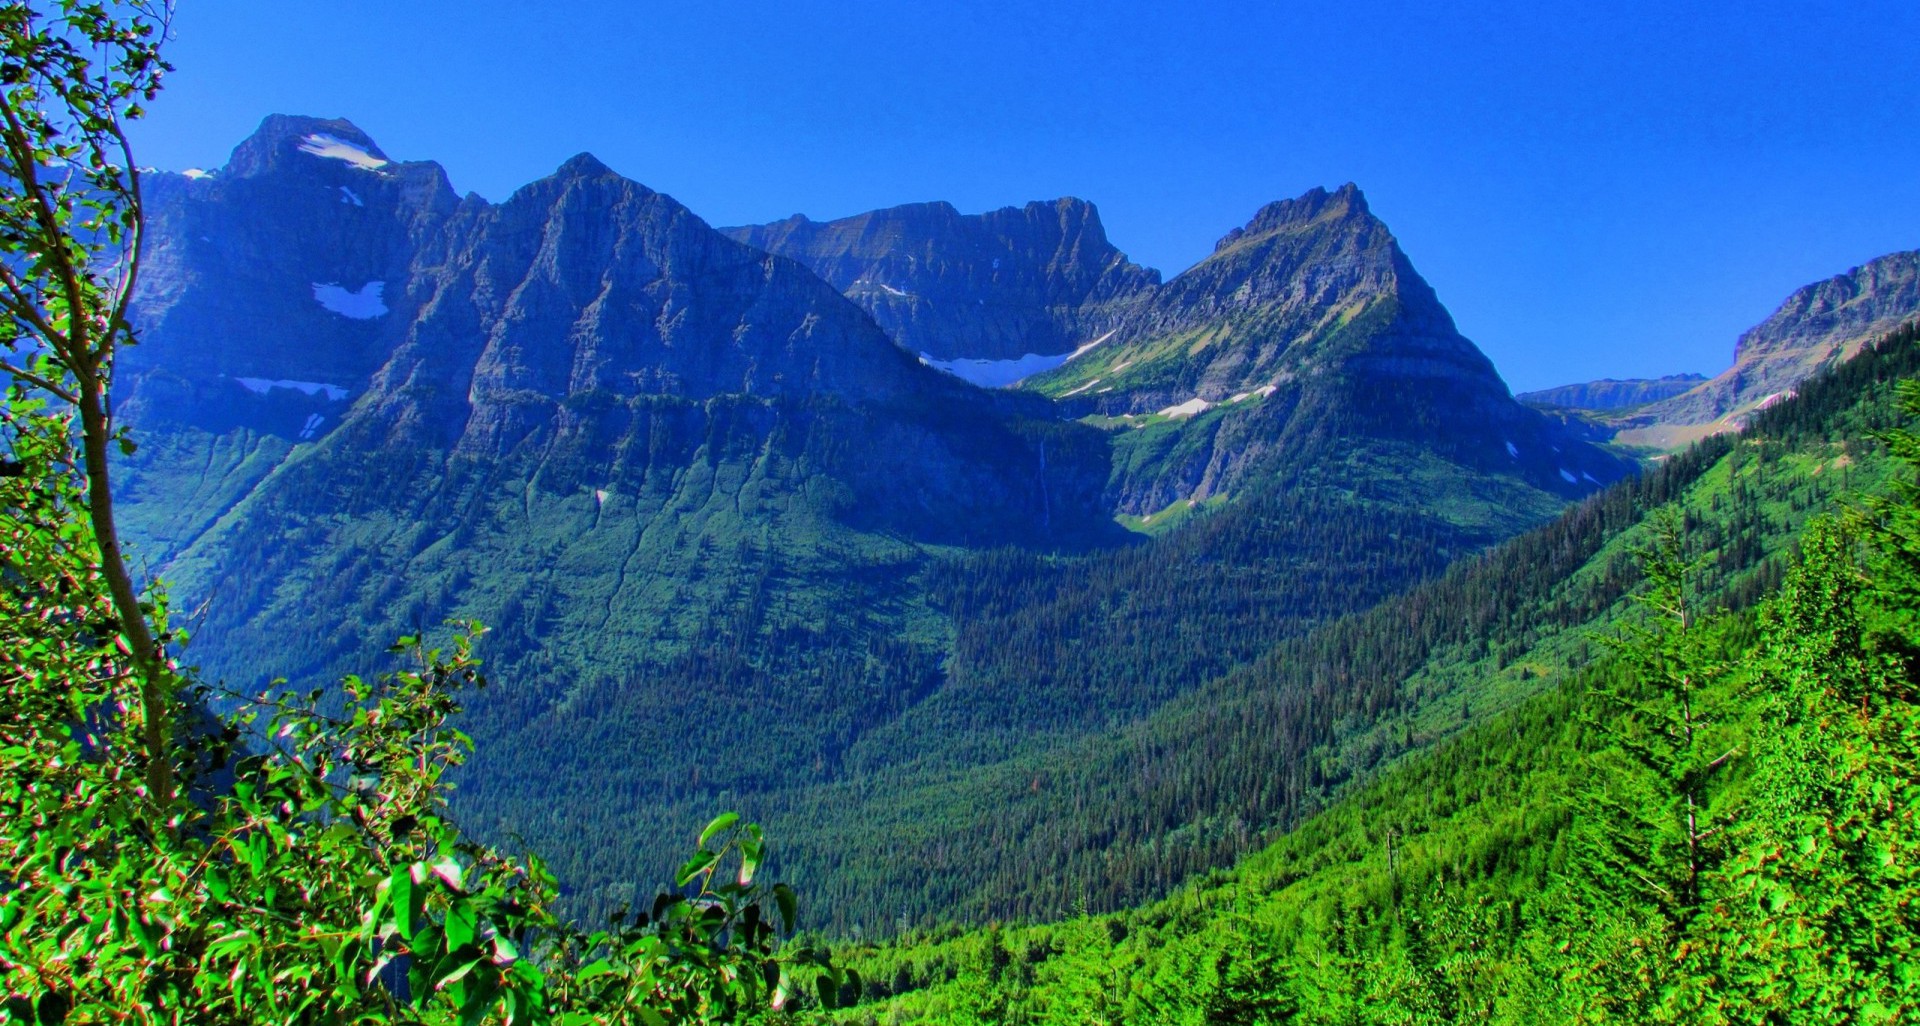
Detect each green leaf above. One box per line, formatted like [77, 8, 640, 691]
[436, 955, 485, 991]
[458, 978, 500, 1026]
[445, 900, 478, 951]
[572, 959, 616, 984]
[391, 864, 423, 942]
[699, 812, 740, 848]
[773, 882, 798, 934]
[431, 855, 465, 892]
[676, 849, 718, 888]
[739, 836, 762, 886]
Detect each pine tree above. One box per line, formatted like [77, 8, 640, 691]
[1564, 507, 1740, 1020]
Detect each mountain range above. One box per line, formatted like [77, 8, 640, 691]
[1528, 250, 1920, 449]
[1517, 374, 1708, 411]
[109, 113, 1900, 929]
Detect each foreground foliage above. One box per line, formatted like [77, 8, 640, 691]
[1, 4, 842, 1021]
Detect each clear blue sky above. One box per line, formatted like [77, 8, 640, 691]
[130, 1, 1920, 392]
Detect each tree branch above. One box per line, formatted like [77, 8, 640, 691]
[0, 357, 78, 403]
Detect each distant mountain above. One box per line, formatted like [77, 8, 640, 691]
[722, 199, 1159, 374]
[734, 184, 1632, 519]
[117, 115, 1119, 757]
[123, 116, 1110, 550]
[124, 116, 454, 437]
[1517, 374, 1708, 411]
[1033, 184, 1502, 409]
[1022, 184, 1633, 515]
[1610, 250, 1920, 448]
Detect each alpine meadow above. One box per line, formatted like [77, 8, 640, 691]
[5, 2, 1920, 1024]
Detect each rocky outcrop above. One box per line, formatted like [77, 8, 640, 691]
[1021, 184, 1633, 513]
[722, 199, 1158, 364]
[1601, 251, 1920, 449]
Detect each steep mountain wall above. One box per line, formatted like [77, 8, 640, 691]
[722, 199, 1158, 365]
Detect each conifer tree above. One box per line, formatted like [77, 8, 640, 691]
[1564, 507, 1740, 1019]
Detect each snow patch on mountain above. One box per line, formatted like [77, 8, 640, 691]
[1159, 397, 1213, 419]
[920, 350, 1076, 388]
[298, 133, 389, 171]
[234, 378, 351, 401]
[312, 281, 388, 319]
[1068, 331, 1115, 360]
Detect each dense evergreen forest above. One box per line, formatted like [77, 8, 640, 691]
[426, 366, 1596, 929]
[822, 326, 1920, 1022]
[546, 325, 1912, 937]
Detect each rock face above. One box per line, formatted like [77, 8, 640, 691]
[1518, 375, 1709, 411]
[126, 117, 1110, 523]
[1048, 184, 1502, 408]
[723, 199, 1159, 367]
[124, 116, 456, 439]
[730, 183, 1632, 514]
[117, 117, 1121, 663]
[1608, 250, 1920, 448]
[1019, 184, 1633, 513]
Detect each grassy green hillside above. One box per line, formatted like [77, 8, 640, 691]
[818, 324, 1920, 1021]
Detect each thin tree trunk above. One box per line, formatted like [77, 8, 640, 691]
[77, 364, 173, 807]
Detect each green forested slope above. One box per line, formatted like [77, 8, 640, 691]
[817, 325, 1920, 1022]
[710, 325, 1913, 935]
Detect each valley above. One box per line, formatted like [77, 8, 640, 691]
[106, 116, 1920, 938]
[10, 6, 1920, 1022]
[109, 116, 1650, 932]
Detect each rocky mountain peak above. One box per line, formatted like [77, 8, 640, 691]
[549, 151, 621, 183]
[722, 197, 1158, 363]
[1214, 182, 1369, 252]
[222, 114, 392, 179]
[1732, 250, 1920, 363]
